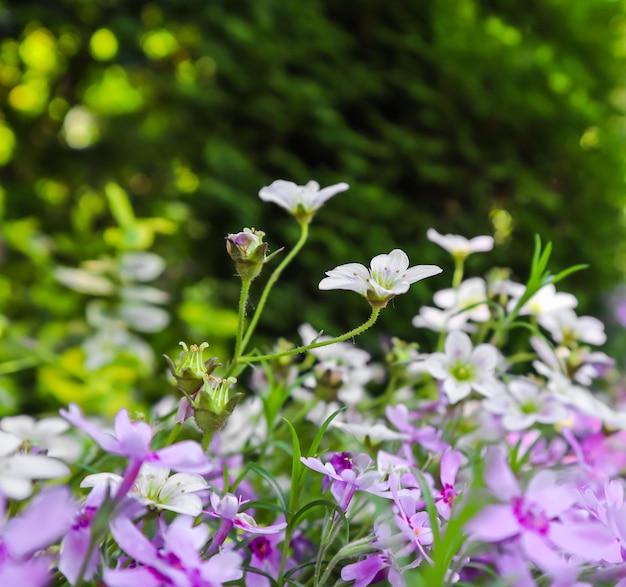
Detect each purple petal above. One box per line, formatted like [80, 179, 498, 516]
[5, 486, 76, 557]
[525, 471, 575, 518]
[549, 521, 622, 562]
[59, 525, 100, 584]
[484, 447, 520, 500]
[466, 504, 519, 541]
[60, 403, 120, 454]
[151, 441, 212, 474]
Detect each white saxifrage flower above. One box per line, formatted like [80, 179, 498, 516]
[538, 309, 606, 347]
[258, 180, 349, 222]
[319, 249, 442, 308]
[81, 463, 209, 516]
[432, 277, 491, 323]
[482, 378, 568, 431]
[424, 330, 502, 404]
[0, 430, 70, 500]
[426, 228, 494, 260]
[508, 283, 578, 318]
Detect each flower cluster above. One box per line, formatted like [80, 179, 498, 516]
[4, 177, 626, 587]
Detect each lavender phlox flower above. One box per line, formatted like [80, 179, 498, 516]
[538, 309, 606, 347]
[246, 530, 292, 587]
[483, 377, 569, 431]
[393, 491, 435, 560]
[423, 330, 503, 404]
[435, 448, 464, 520]
[319, 249, 442, 308]
[258, 179, 348, 222]
[106, 513, 243, 586]
[467, 447, 619, 574]
[205, 492, 287, 554]
[385, 404, 448, 453]
[433, 278, 491, 323]
[377, 451, 421, 500]
[0, 486, 78, 564]
[59, 482, 114, 585]
[341, 522, 409, 587]
[426, 228, 494, 260]
[0, 486, 77, 587]
[61, 403, 212, 500]
[0, 429, 70, 500]
[301, 452, 390, 511]
[412, 305, 474, 333]
[508, 283, 578, 318]
[0, 414, 82, 462]
[81, 463, 209, 516]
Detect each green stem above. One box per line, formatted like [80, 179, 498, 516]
[238, 307, 381, 364]
[233, 278, 252, 362]
[452, 257, 465, 289]
[240, 221, 309, 355]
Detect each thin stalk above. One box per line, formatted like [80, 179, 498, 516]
[238, 307, 381, 365]
[233, 277, 252, 362]
[240, 221, 309, 354]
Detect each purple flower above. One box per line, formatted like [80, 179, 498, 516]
[105, 514, 243, 586]
[61, 403, 211, 500]
[301, 452, 389, 511]
[467, 447, 618, 576]
[0, 486, 76, 587]
[435, 448, 464, 520]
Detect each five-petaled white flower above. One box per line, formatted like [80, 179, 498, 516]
[427, 228, 494, 260]
[258, 180, 349, 223]
[423, 330, 502, 404]
[319, 249, 442, 308]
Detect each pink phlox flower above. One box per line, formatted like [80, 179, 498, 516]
[246, 529, 293, 587]
[207, 492, 287, 535]
[61, 403, 211, 475]
[301, 452, 390, 511]
[385, 404, 448, 453]
[341, 522, 410, 587]
[0, 486, 76, 587]
[467, 447, 619, 573]
[106, 513, 243, 586]
[435, 448, 464, 520]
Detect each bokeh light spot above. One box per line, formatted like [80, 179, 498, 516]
[0, 123, 16, 165]
[90, 28, 119, 61]
[62, 106, 100, 149]
[141, 29, 179, 60]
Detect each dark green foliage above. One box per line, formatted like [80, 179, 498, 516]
[1, 0, 626, 410]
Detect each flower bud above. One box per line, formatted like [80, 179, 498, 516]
[163, 342, 220, 396]
[226, 228, 269, 281]
[191, 375, 243, 436]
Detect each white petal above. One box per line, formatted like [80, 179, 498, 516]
[0, 431, 22, 457]
[311, 182, 349, 207]
[0, 476, 33, 500]
[467, 235, 494, 253]
[0, 416, 36, 437]
[370, 249, 409, 274]
[318, 263, 370, 295]
[80, 472, 123, 488]
[404, 265, 443, 284]
[444, 330, 472, 360]
[471, 344, 499, 372]
[3, 454, 69, 479]
[258, 180, 300, 211]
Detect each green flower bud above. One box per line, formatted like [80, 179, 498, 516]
[191, 374, 243, 436]
[163, 342, 220, 396]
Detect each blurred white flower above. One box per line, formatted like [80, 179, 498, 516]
[0, 430, 70, 500]
[427, 228, 494, 260]
[412, 305, 473, 333]
[509, 284, 577, 318]
[424, 331, 502, 404]
[259, 180, 349, 221]
[119, 252, 166, 282]
[319, 249, 442, 308]
[483, 378, 568, 431]
[0, 415, 81, 463]
[538, 309, 606, 347]
[433, 277, 491, 323]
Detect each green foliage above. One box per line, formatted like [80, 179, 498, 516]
[2, 0, 626, 412]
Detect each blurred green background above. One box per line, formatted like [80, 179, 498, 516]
[2, 0, 626, 414]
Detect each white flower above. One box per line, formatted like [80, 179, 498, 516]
[509, 283, 577, 318]
[319, 249, 442, 308]
[81, 464, 208, 516]
[423, 331, 502, 404]
[412, 305, 473, 333]
[426, 228, 494, 260]
[483, 378, 568, 431]
[0, 430, 70, 500]
[0, 415, 82, 462]
[258, 180, 349, 221]
[433, 277, 491, 323]
[538, 309, 606, 347]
